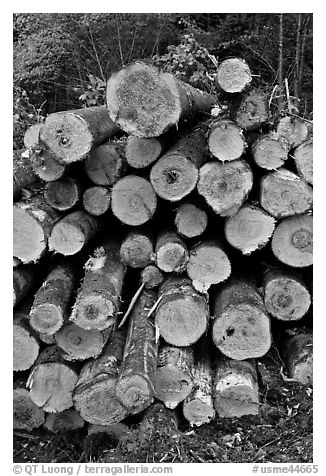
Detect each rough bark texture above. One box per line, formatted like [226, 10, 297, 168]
[280, 331, 313, 385]
[30, 149, 66, 182]
[13, 150, 39, 200]
[155, 231, 189, 273]
[216, 58, 252, 93]
[252, 133, 290, 170]
[175, 202, 208, 238]
[24, 123, 43, 148]
[44, 177, 81, 211]
[293, 138, 313, 185]
[140, 265, 164, 289]
[120, 230, 155, 268]
[14, 378, 45, 431]
[13, 265, 36, 307]
[106, 61, 216, 138]
[84, 142, 125, 186]
[276, 116, 309, 148]
[82, 186, 111, 216]
[14, 303, 40, 371]
[234, 89, 269, 131]
[208, 119, 246, 161]
[126, 136, 165, 168]
[43, 408, 84, 432]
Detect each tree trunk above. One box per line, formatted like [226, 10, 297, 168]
[293, 138, 313, 185]
[279, 331, 313, 385]
[120, 230, 155, 268]
[208, 119, 246, 161]
[43, 408, 84, 432]
[233, 89, 269, 131]
[30, 149, 67, 182]
[251, 133, 290, 170]
[278, 13, 284, 111]
[14, 302, 40, 371]
[116, 289, 158, 414]
[275, 116, 309, 148]
[197, 159, 253, 217]
[186, 240, 231, 293]
[48, 210, 98, 256]
[82, 186, 111, 216]
[271, 214, 313, 267]
[154, 344, 194, 409]
[155, 276, 209, 346]
[13, 378, 45, 431]
[294, 14, 303, 111]
[213, 356, 259, 417]
[13, 196, 61, 264]
[111, 175, 157, 226]
[70, 240, 126, 331]
[13, 265, 36, 307]
[126, 136, 165, 168]
[24, 123, 43, 149]
[155, 231, 189, 273]
[150, 129, 206, 201]
[13, 150, 39, 200]
[44, 177, 81, 211]
[106, 61, 216, 138]
[84, 142, 125, 186]
[224, 203, 276, 255]
[39, 106, 121, 163]
[140, 265, 164, 289]
[175, 202, 208, 238]
[212, 279, 271, 359]
[260, 168, 313, 219]
[215, 58, 252, 93]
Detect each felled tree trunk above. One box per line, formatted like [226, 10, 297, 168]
[13, 265, 36, 307]
[208, 119, 246, 161]
[233, 89, 269, 131]
[155, 231, 189, 273]
[84, 142, 125, 186]
[82, 186, 111, 216]
[106, 61, 216, 138]
[120, 230, 155, 268]
[175, 202, 208, 238]
[252, 133, 290, 170]
[275, 116, 309, 148]
[44, 177, 81, 211]
[279, 331, 313, 385]
[13, 378, 45, 431]
[30, 149, 67, 182]
[13, 150, 39, 200]
[14, 302, 40, 371]
[43, 408, 84, 432]
[126, 136, 165, 168]
[140, 265, 164, 289]
[293, 138, 313, 185]
[215, 58, 252, 93]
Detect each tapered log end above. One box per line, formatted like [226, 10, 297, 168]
[216, 58, 252, 93]
[13, 207, 46, 263]
[13, 388, 45, 430]
[30, 304, 64, 335]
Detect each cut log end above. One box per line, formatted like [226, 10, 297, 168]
[208, 120, 246, 161]
[280, 333, 313, 385]
[71, 295, 115, 331]
[24, 123, 43, 149]
[235, 89, 269, 131]
[140, 265, 164, 289]
[120, 231, 154, 268]
[252, 134, 290, 170]
[13, 207, 46, 264]
[83, 186, 111, 216]
[30, 303, 63, 335]
[156, 242, 188, 273]
[183, 398, 215, 426]
[56, 322, 109, 360]
[13, 388, 45, 431]
[13, 325, 39, 371]
[126, 136, 163, 168]
[216, 58, 252, 93]
[175, 203, 208, 238]
[276, 116, 309, 148]
[293, 139, 313, 185]
[44, 178, 80, 211]
[43, 409, 85, 432]
[116, 375, 152, 413]
[31, 150, 66, 182]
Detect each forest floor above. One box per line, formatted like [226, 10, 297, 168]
[13, 347, 313, 464]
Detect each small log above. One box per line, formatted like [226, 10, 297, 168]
[215, 58, 252, 93]
[73, 327, 129, 425]
[39, 106, 120, 163]
[260, 168, 313, 219]
[13, 196, 60, 263]
[43, 408, 84, 432]
[224, 203, 276, 255]
[263, 269, 311, 321]
[175, 202, 208, 238]
[120, 230, 155, 268]
[116, 289, 158, 414]
[82, 186, 111, 216]
[234, 89, 269, 131]
[155, 276, 209, 346]
[55, 322, 112, 361]
[186, 240, 231, 293]
[13, 379, 45, 430]
[49, 210, 98, 256]
[154, 344, 194, 409]
[155, 231, 189, 273]
[13, 265, 35, 307]
[111, 175, 157, 226]
[70, 240, 125, 331]
[140, 265, 164, 290]
[14, 303, 40, 371]
[213, 357, 259, 417]
[208, 119, 246, 161]
[252, 133, 290, 170]
[126, 136, 164, 168]
[212, 279, 271, 359]
[13, 150, 39, 200]
[29, 263, 75, 335]
[150, 129, 206, 201]
[44, 177, 81, 211]
[84, 142, 124, 186]
[106, 61, 216, 138]
[27, 346, 79, 413]
[197, 159, 253, 217]
[293, 138, 313, 185]
[271, 214, 313, 267]
[30, 149, 66, 182]
[24, 123, 43, 148]
[275, 116, 309, 148]
[280, 331, 313, 385]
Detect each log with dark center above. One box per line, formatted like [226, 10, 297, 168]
[13, 378, 45, 431]
[126, 136, 165, 168]
[208, 119, 246, 161]
[13, 265, 36, 307]
[252, 133, 290, 170]
[175, 202, 208, 238]
[215, 58, 252, 93]
[120, 230, 155, 268]
[43, 408, 85, 432]
[30, 149, 66, 182]
[82, 186, 111, 216]
[140, 265, 164, 289]
[293, 138, 313, 185]
[14, 303, 40, 371]
[280, 331, 313, 385]
[155, 231, 189, 273]
[44, 177, 81, 211]
[84, 142, 124, 186]
[233, 89, 269, 131]
[276, 116, 309, 148]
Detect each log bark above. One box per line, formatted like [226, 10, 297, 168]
[271, 214, 313, 267]
[44, 177, 81, 211]
[175, 202, 208, 238]
[43, 408, 84, 432]
[13, 265, 36, 307]
[106, 61, 216, 138]
[280, 331, 313, 385]
[13, 196, 61, 263]
[70, 240, 125, 331]
[215, 58, 252, 93]
[49, 210, 98, 256]
[155, 231, 189, 273]
[29, 263, 75, 335]
[224, 203, 276, 255]
[212, 279, 271, 359]
[14, 303, 40, 371]
[39, 106, 120, 163]
[150, 129, 206, 201]
[197, 159, 253, 217]
[27, 346, 79, 413]
[155, 276, 209, 346]
[213, 357, 259, 417]
[82, 186, 111, 216]
[84, 142, 125, 186]
[13, 150, 39, 200]
[30, 149, 66, 182]
[260, 168, 313, 219]
[208, 119, 246, 161]
[13, 378, 45, 431]
[276, 116, 309, 148]
[126, 136, 165, 168]
[73, 327, 129, 425]
[186, 240, 231, 293]
[111, 175, 157, 226]
[140, 265, 164, 289]
[116, 289, 158, 414]
[154, 344, 194, 409]
[120, 230, 155, 268]
[252, 133, 290, 170]
[233, 89, 269, 131]
[293, 138, 313, 185]
[24, 123, 43, 148]
[263, 269, 311, 321]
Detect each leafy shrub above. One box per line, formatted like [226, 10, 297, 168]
[13, 85, 44, 150]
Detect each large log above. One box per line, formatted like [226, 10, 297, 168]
[212, 279, 271, 359]
[120, 230, 155, 269]
[13, 150, 39, 200]
[44, 177, 81, 211]
[13, 265, 36, 307]
[155, 231, 189, 273]
[233, 89, 269, 131]
[279, 331, 313, 385]
[140, 265, 164, 290]
[155, 277, 209, 346]
[70, 240, 125, 331]
[213, 357, 259, 417]
[175, 202, 208, 239]
[13, 378, 45, 430]
[208, 119, 246, 161]
[293, 138, 313, 185]
[84, 142, 124, 186]
[126, 136, 165, 168]
[43, 408, 85, 432]
[116, 289, 158, 414]
[275, 116, 309, 148]
[197, 159, 253, 217]
[106, 61, 216, 138]
[111, 175, 157, 226]
[73, 327, 129, 425]
[30, 149, 67, 182]
[154, 344, 194, 409]
[260, 168, 313, 219]
[82, 186, 111, 216]
[14, 303, 40, 371]
[224, 203, 276, 255]
[252, 133, 290, 170]
[39, 106, 120, 163]
[215, 58, 252, 93]
[271, 214, 313, 267]
[150, 129, 206, 201]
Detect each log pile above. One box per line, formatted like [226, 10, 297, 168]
[13, 58, 313, 433]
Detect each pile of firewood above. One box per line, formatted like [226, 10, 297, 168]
[13, 58, 313, 434]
